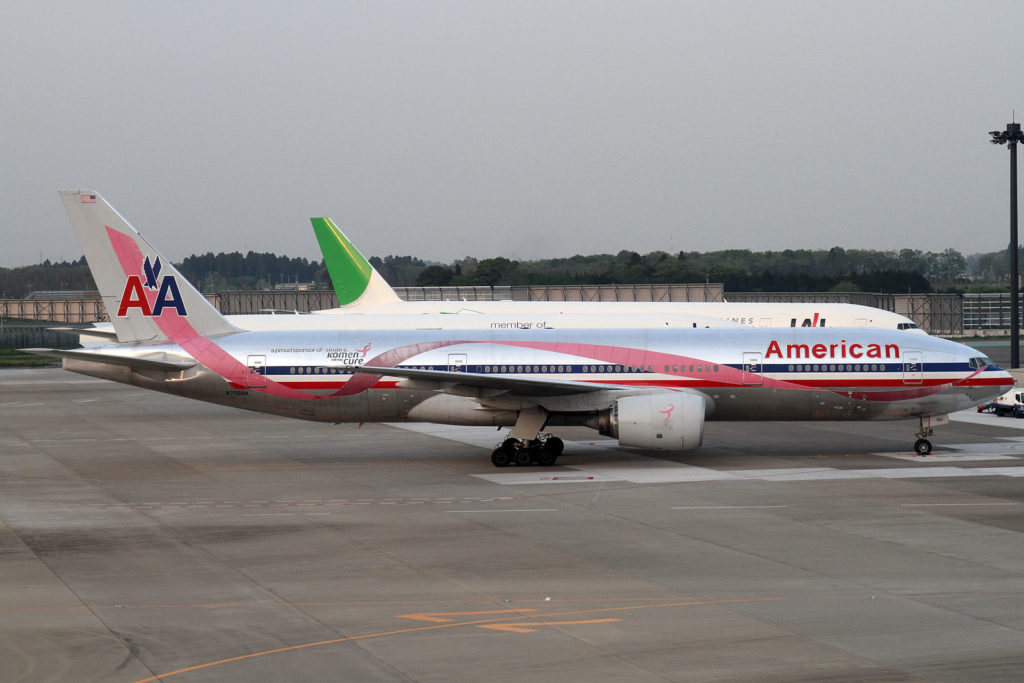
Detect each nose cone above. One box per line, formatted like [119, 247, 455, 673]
[978, 364, 1015, 405]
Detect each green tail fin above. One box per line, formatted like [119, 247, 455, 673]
[310, 217, 401, 307]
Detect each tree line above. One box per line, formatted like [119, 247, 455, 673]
[1, 246, 1020, 299]
[0, 253, 329, 298]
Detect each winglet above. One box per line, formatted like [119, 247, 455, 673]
[59, 190, 239, 344]
[310, 217, 402, 307]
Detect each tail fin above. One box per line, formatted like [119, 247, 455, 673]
[310, 217, 402, 307]
[59, 190, 238, 343]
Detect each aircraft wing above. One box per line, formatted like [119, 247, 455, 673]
[351, 364, 616, 396]
[20, 348, 197, 372]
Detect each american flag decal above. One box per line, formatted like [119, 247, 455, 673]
[81, 194, 96, 204]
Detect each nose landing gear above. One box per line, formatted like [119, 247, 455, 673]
[912, 414, 948, 456]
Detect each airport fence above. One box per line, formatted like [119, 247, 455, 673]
[393, 286, 511, 302]
[0, 325, 79, 349]
[511, 283, 725, 302]
[897, 294, 962, 336]
[213, 291, 335, 314]
[727, 291, 893, 307]
[963, 293, 1024, 331]
[0, 298, 107, 323]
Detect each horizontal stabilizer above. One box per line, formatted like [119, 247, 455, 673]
[20, 348, 197, 372]
[47, 326, 120, 341]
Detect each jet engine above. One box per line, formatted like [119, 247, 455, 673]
[594, 392, 705, 451]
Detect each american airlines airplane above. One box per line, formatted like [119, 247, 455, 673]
[309, 217, 926, 332]
[26, 191, 1008, 468]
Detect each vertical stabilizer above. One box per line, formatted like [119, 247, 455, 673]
[59, 190, 238, 343]
[310, 217, 402, 307]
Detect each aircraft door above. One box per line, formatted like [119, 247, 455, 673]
[448, 353, 468, 372]
[855, 318, 868, 327]
[247, 355, 267, 388]
[902, 351, 923, 385]
[742, 352, 763, 385]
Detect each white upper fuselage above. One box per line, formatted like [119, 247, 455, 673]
[313, 301, 925, 333]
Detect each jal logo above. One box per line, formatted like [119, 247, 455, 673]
[790, 313, 826, 327]
[116, 256, 187, 317]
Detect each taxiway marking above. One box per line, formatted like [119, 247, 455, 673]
[399, 609, 537, 623]
[130, 595, 795, 682]
[477, 618, 621, 633]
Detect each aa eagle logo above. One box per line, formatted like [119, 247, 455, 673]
[117, 256, 187, 317]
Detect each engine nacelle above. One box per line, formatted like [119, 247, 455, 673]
[597, 392, 705, 451]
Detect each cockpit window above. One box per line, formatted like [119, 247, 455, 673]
[969, 357, 993, 369]
[897, 322, 920, 330]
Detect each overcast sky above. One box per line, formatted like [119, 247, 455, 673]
[2, 1, 1022, 267]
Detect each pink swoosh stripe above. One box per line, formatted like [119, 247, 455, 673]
[106, 226, 319, 401]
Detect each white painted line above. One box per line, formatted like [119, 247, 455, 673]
[881, 450, 1021, 461]
[473, 472, 621, 485]
[34, 438, 96, 443]
[479, 464, 1024, 485]
[444, 509, 559, 513]
[671, 505, 788, 510]
[951, 410, 1024, 430]
[900, 502, 1019, 507]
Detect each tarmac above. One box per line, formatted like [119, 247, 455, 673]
[3, 367, 1024, 682]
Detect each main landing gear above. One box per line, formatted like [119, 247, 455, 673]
[491, 434, 565, 467]
[490, 405, 563, 468]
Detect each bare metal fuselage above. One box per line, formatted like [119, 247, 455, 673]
[64, 326, 1008, 429]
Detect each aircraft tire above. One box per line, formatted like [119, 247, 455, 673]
[491, 448, 512, 467]
[536, 451, 556, 467]
[543, 436, 564, 455]
[914, 438, 932, 456]
[514, 449, 533, 467]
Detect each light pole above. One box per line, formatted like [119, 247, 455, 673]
[990, 122, 1024, 369]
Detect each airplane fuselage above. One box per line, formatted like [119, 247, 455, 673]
[62, 326, 1008, 427]
[314, 302, 924, 332]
